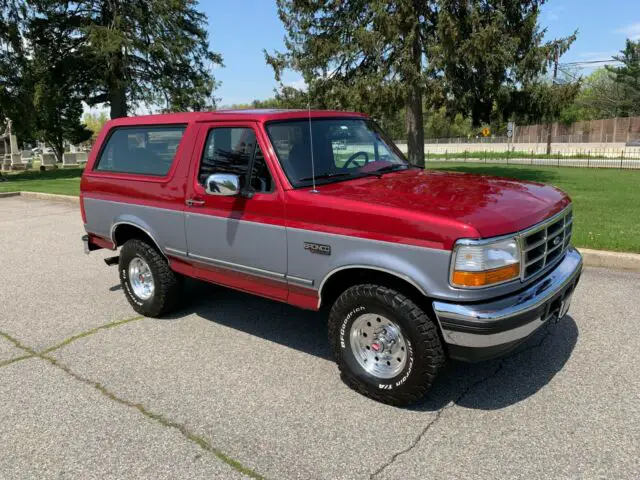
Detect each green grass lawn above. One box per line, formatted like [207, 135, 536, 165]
[1, 162, 638, 253]
[427, 162, 640, 253]
[0, 168, 83, 196]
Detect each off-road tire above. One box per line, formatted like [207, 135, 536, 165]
[118, 239, 182, 317]
[328, 284, 445, 406]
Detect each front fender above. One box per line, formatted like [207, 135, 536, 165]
[286, 228, 453, 300]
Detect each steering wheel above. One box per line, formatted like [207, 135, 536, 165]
[343, 151, 370, 169]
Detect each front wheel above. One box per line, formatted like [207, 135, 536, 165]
[328, 284, 445, 406]
[118, 239, 182, 317]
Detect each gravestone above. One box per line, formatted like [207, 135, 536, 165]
[41, 153, 57, 168]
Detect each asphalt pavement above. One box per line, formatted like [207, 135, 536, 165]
[1, 196, 638, 479]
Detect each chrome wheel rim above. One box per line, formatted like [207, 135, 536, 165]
[128, 257, 154, 301]
[349, 313, 408, 379]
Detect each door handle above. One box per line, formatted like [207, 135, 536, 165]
[186, 198, 205, 207]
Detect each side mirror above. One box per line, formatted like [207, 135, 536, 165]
[205, 173, 240, 196]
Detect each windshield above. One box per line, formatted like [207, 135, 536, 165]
[265, 118, 408, 188]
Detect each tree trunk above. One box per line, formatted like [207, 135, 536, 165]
[405, 26, 424, 167]
[405, 86, 424, 167]
[109, 86, 128, 119]
[56, 146, 64, 164]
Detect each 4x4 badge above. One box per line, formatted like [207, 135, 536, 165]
[304, 242, 331, 255]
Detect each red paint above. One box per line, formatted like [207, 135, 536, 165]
[286, 168, 570, 249]
[287, 284, 320, 310]
[190, 259, 288, 302]
[89, 234, 115, 250]
[82, 109, 571, 309]
[184, 121, 287, 228]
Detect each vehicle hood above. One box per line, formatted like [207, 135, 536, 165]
[314, 169, 571, 238]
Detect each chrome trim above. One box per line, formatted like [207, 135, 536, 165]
[188, 252, 286, 281]
[286, 275, 315, 287]
[449, 206, 573, 290]
[434, 247, 582, 348]
[110, 222, 166, 259]
[441, 318, 548, 349]
[204, 173, 240, 196]
[318, 265, 428, 309]
[516, 206, 572, 238]
[165, 248, 315, 288]
[519, 207, 573, 282]
[165, 247, 187, 257]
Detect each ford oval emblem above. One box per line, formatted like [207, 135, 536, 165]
[553, 236, 561, 246]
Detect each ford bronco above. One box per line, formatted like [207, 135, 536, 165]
[81, 109, 582, 406]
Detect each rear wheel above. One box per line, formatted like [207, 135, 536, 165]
[328, 284, 445, 406]
[118, 239, 182, 317]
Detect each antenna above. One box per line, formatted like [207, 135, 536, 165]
[308, 101, 318, 193]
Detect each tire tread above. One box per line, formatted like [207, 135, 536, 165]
[328, 284, 445, 406]
[119, 239, 182, 317]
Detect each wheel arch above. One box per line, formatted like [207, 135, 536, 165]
[111, 220, 165, 258]
[318, 265, 430, 311]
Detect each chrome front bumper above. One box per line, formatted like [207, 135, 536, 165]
[433, 247, 583, 362]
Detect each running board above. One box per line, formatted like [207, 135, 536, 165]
[104, 256, 120, 267]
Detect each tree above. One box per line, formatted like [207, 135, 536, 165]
[606, 39, 640, 117]
[266, 0, 430, 165]
[0, 0, 34, 146]
[83, 111, 110, 140]
[32, 0, 223, 118]
[28, 11, 92, 161]
[267, 0, 577, 166]
[558, 68, 628, 123]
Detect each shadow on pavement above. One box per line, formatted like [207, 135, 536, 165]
[161, 279, 578, 411]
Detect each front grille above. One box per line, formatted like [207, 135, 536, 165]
[521, 208, 573, 280]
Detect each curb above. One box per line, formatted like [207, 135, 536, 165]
[1, 191, 639, 273]
[578, 248, 640, 272]
[0, 191, 79, 204]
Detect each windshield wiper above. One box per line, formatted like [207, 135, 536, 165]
[366, 164, 408, 178]
[298, 172, 352, 182]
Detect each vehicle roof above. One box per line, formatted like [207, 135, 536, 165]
[105, 109, 369, 127]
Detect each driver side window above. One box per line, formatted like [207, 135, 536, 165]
[198, 127, 274, 193]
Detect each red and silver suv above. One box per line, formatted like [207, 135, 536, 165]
[81, 109, 582, 406]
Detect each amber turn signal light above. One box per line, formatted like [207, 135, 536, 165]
[452, 263, 520, 287]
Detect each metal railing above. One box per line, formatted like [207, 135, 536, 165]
[422, 147, 640, 169]
[394, 133, 640, 145]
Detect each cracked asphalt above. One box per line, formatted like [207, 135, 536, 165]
[1, 196, 639, 479]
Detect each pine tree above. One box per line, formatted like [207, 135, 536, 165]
[607, 39, 640, 117]
[32, 0, 223, 118]
[267, 0, 578, 166]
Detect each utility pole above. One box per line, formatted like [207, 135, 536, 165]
[546, 44, 559, 156]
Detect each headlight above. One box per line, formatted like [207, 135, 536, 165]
[451, 238, 521, 288]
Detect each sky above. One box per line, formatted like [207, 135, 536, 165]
[86, 0, 640, 114]
[203, 0, 640, 107]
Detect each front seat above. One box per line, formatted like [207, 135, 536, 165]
[284, 142, 312, 183]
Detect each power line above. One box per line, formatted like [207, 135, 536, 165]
[560, 59, 622, 66]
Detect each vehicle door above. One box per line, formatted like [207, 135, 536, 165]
[184, 122, 288, 301]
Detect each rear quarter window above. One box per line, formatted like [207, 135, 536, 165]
[94, 125, 186, 176]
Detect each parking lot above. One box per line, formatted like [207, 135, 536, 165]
[1, 196, 639, 479]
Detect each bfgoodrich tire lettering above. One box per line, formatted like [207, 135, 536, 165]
[119, 239, 182, 317]
[328, 284, 445, 406]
